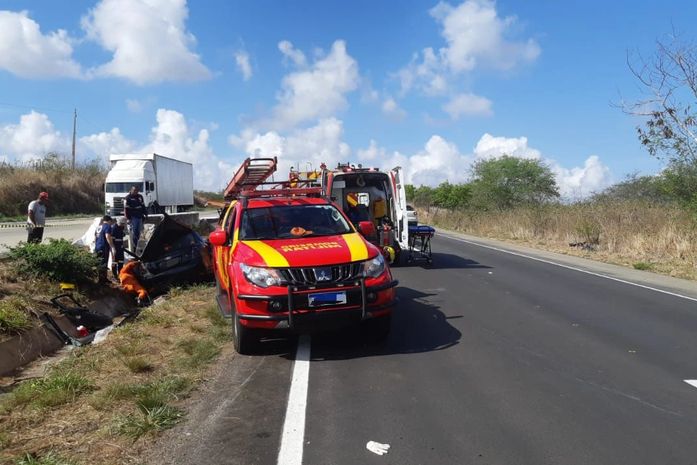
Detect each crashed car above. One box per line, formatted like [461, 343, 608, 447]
[125, 214, 212, 292]
[209, 157, 399, 354]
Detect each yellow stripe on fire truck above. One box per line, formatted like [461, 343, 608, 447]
[244, 240, 291, 268]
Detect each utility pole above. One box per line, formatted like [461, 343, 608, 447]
[71, 108, 77, 170]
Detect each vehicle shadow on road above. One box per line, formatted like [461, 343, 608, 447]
[309, 286, 461, 361]
[402, 252, 492, 270]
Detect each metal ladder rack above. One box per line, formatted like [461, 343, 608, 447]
[223, 157, 278, 200]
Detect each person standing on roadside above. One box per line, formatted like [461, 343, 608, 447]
[95, 215, 114, 283]
[124, 185, 146, 250]
[27, 192, 49, 243]
[109, 216, 127, 278]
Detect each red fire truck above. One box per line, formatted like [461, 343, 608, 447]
[209, 157, 399, 354]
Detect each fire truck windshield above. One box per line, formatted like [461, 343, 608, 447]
[240, 205, 352, 240]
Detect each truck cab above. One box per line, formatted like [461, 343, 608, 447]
[209, 158, 398, 354]
[104, 159, 156, 216]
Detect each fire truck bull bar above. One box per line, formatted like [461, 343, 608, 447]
[237, 279, 398, 327]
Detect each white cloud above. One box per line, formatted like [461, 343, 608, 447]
[141, 109, 232, 191]
[443, 93, 493, 119]
[396, 47, 447, 96]
[278, 40, 306, 67]
[551, 155, 612, 200]
[230, 118, 351, 176]
[0, 10, 82, 79]
[0, 111, 71, 161]
[430, 0, 540, 73]
[382, 97, 407, 120]
[235, 50, 253, 81]
[395, 0, 539, 105]
[79, 128, 136, 157]
[81, 0, 211, 85]
[259, 40, 359, 131]
[473, 133, 540, 159]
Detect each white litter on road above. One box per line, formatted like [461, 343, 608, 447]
[366, 441, 390, 456]
[685, 380, 697, 389]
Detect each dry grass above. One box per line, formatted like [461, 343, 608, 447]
[0, 284, 228, 465]
[423, 200, 697, 280]
[0, 159, 106, 219]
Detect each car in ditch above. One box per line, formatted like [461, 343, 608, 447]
[208, 158, 399, 354]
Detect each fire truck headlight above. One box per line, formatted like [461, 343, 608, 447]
[240, 263, 283, 288]
[362, 254, 385, 278]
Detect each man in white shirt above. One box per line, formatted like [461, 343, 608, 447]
[27, 192, 49, 243]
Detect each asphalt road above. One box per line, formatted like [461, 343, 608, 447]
[148, 232, 697, 465]
[0, 219, 93, 252]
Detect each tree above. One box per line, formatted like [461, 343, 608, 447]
[592, 173, 672, 203]
[431, 182, 471, 209]
[625, 35, 697, 208]
[469, 156, 559, 210]
[627, 35, 697, 164]
[405, 184, 416, 202]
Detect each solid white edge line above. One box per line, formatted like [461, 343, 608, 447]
[685, 380, 697, 389]
[277, 334, 311, 465]
[440, 233, 697, 303]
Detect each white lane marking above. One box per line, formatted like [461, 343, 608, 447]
[685, 380, 697, 389]
[366, 441, 391, 456]
[277, 334, 311, 465]
[440, 233, 697, 303]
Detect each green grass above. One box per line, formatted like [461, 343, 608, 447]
[15, 452, 80, 465]
[633, 262, 653, 270]
[176, 337, 220, 368]
[0, 431, 9, 450]
[122, 356, 154, 374]
[205, 305, 230, 342]
[116, 404, 184, 440]
[0, 296, 32, 334]
[3, 371, 93, 410]
[89, 376, 191, 412]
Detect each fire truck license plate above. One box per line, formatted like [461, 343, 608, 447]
[308, 291, 347, 307]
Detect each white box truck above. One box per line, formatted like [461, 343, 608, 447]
[104, 153, 194, 216]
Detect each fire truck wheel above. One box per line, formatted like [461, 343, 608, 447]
[232, 311, 257, 355]
[364, 315, 391, 342]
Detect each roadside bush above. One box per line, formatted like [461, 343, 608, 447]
[8, 239, 98, 283]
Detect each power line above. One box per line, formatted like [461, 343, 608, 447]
[0, 101, 73, 115]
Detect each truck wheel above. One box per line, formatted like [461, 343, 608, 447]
[233, 311, 257, 355]
[364, 315, 391, 342]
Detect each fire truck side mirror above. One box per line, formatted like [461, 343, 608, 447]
[209, 230, 228, 246]
[357, 221, 377, 238]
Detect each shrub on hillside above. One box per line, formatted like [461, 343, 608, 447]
[8, 239, 98, 283]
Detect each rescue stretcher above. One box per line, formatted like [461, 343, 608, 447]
[406, 225, 435, 265]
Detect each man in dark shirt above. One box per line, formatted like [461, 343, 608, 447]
[110, 216, 127, 278]
[124, 185, 146, 250]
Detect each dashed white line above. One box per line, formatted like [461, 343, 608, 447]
[685, 380, 697, 389]
[440, 233, 697, 303]
[277, 334, 311, 465]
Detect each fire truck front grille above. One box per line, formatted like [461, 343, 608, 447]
[280, 263, 363, 286]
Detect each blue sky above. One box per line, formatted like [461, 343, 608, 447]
[0, 0, 694, 195]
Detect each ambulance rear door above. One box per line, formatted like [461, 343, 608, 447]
[390, 166, 409, 250]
